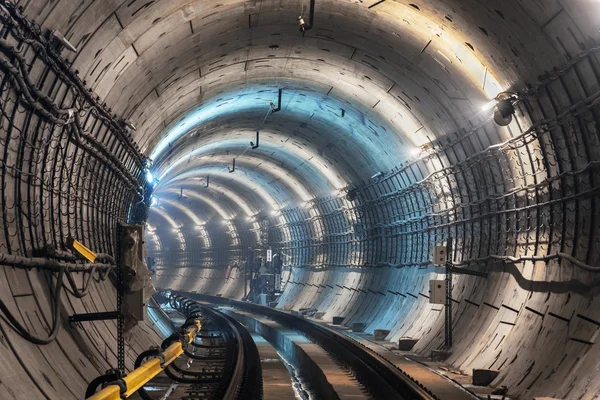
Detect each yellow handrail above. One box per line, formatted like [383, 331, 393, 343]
[87, 320, 200, 399]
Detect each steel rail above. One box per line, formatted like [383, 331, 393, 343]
[167, 294, 263, 400]
[175, 292, 435, 400]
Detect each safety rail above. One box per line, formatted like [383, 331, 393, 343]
[85, 318, 201, 399]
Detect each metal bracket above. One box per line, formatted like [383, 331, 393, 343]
[450, 266, 488, 278]
[69, 311, 120, 323]
[251, 131, 260, 149]
[271, 89, 282, 113]
[116, 223, 125, 374]
[445, 237, 453, 348]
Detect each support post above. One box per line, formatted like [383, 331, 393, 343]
[116, 224, 125, 375]
[445, 237, 453, 348]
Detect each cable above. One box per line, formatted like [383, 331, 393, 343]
[0, 266, 64, 345]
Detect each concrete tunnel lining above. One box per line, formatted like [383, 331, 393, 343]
[0, 0, 599, 399]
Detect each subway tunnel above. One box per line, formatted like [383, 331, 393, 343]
[0, 0, 599, 399]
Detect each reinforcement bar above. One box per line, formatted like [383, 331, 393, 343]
[86, 319, 201, 399]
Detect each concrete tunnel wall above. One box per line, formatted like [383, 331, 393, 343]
[1, 0, 600, 399]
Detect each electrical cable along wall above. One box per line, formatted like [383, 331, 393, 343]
[0, 4, 165, 399]
[0, 4, 146, 256]
[0, 0, 598, 398]
[271, 44, 600, 398]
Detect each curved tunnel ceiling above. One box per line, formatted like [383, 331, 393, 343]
[26, 0, 553, 226]
[4, 0, 600, 399]
[32, 0, 536, 188]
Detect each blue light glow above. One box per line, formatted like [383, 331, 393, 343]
[146, 170, 154, 183]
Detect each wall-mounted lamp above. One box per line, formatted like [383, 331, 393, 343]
[49, 30, 77, 52]
[370, 171, 383, 180]
[493, 98, 517, 126]
[123, 120, 137, 131]
[489, 92, 518, 126]
[271, 89, 282, 113]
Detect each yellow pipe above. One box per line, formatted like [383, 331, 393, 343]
[87, 320, 200, 400]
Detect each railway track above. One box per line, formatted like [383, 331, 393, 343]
[143, 295, 263, 400]
[172, 292, 438, 400]
[85, 296, 261, 400]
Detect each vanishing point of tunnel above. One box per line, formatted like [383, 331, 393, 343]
[0, 0, 599, 399]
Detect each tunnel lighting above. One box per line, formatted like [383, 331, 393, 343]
[481, 100, 497, 111]
[146, 170, 154, 183]
[51, 30, 77, 52]
[271, 209, 281, 216]
[409, 147, 421, 157]
[298, 16, 311, 33]
[493, 97, 517, 126]
[333, 189, 345, 198]
[124, 121, 137, 131]
[150, 195, 157, 207]
[222, 219, 229, 224]
[371, 171, 383, 180]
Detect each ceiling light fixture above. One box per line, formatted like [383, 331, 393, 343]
[124, 121, 137, 131]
